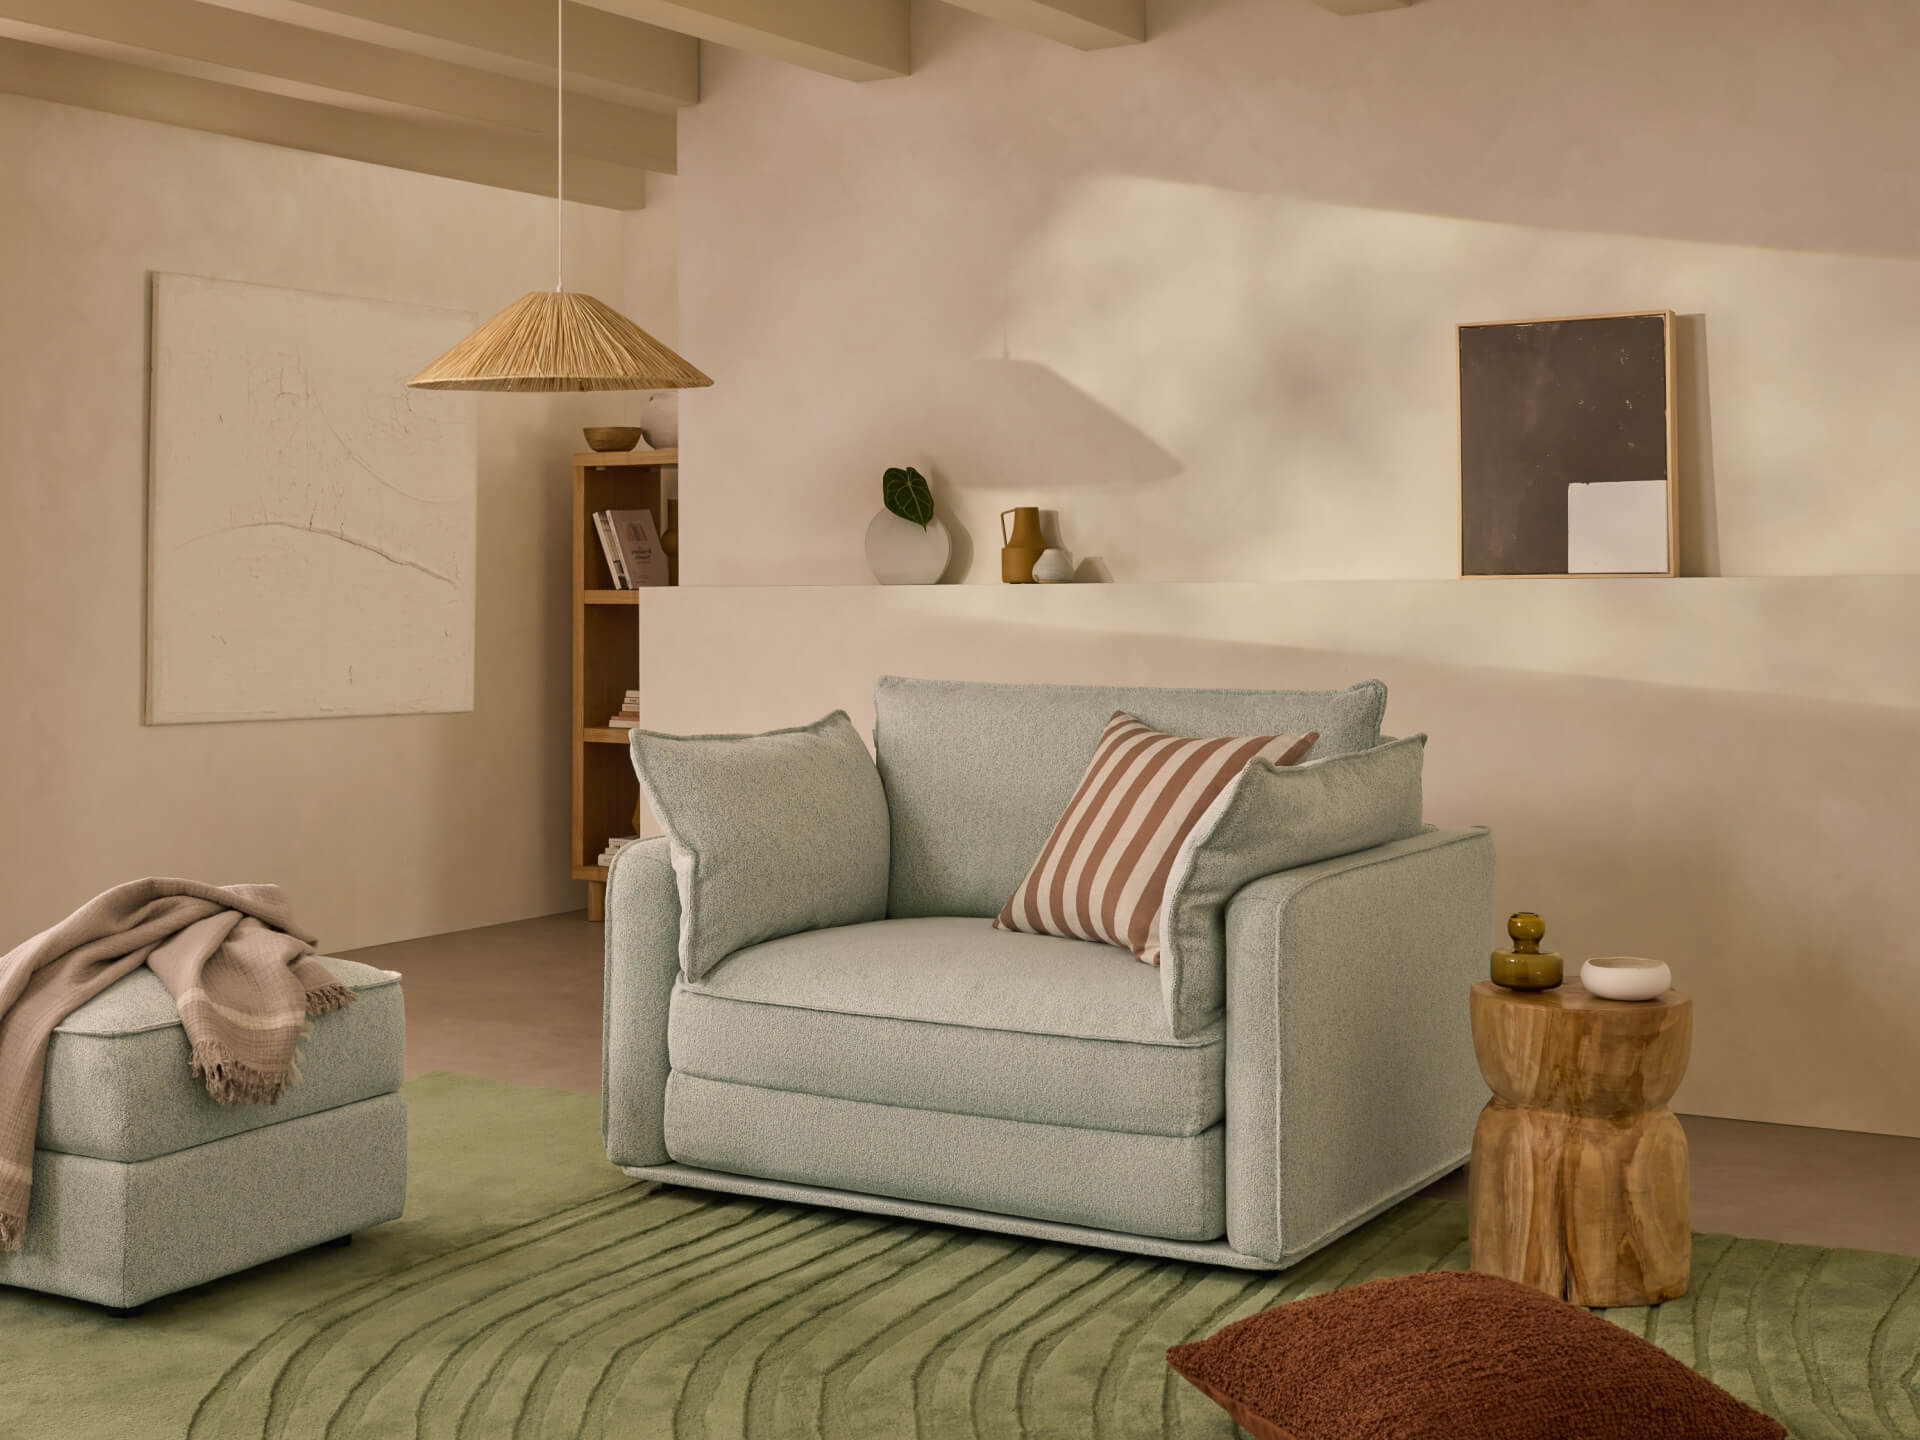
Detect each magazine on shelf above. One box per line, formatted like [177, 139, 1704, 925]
[592, 511, 630, 588]
[607, 508, 670, 587]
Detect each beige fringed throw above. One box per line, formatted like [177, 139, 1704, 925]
[0, 879, 351, 1251]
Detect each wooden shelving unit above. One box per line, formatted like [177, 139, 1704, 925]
[572, 447, 676, 921]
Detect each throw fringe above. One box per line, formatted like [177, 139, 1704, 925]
[190, 1038, 294, 1106]
[0, 1210, 22, 1252]
[304, 982, 356, 1016]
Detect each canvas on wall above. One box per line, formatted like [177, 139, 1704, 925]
[147, 274, 478, 723]
[1458, 311, 1677, 577]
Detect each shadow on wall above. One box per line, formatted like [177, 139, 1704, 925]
[857, 355, 1183, 523]
[1674, 313, 1720, 577]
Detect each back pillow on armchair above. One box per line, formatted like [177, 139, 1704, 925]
[628, 710, 890, 980]
[1158, 735, 1427, 1036]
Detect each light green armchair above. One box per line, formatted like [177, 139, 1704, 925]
[604, 676, 1494, 1269]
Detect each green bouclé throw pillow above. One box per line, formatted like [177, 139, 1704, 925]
[1158, 735, 1428, 1038]
[629, 711, 890, 981]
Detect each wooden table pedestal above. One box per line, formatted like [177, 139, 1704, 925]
[1467, 979, 1692, 1308]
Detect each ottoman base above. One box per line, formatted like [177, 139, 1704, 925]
[0, 1092, 406, 1309]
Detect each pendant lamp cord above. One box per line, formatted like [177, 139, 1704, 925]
[555, 0, 565, 293]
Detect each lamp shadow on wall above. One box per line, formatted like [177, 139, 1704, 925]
[922, 356, 1183, 490]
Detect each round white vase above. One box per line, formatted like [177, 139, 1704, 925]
[865, 510, 951, 585]
[1031, 548, 1074, 583]
[1580, 956, 1673, 1002]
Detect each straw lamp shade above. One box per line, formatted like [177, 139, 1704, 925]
[406, 0, 710, 394]
[408, 290, 712, 392]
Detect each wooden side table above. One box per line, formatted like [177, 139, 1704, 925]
[1467, 979, 1692, 1307]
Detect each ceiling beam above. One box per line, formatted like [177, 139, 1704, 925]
[199, 0, 698, 109]
[940, 0, 1142, 49]
[0, 0, 675, 172]
[1306, 0, 1413, 13]
[0, 37, 650, 208]
[581, 0, 909, 82]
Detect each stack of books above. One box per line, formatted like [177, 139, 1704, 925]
[598, 835, 640, 867]
[592, 509, 670, 588]
[608, 690, 640, 729]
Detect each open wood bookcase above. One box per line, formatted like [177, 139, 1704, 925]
[572, 447, 675, 922]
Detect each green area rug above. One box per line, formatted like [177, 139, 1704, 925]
[4, 1073, 1918, 1439]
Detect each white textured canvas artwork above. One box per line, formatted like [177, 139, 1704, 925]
[148, 274, 478, 723]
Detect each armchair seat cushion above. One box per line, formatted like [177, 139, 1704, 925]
[668, 917, 1224, 1138]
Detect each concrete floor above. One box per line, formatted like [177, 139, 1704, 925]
[340, 910, 1920, 1259]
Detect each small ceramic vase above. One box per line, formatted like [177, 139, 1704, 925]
[1581, 956, 1673, 1002]
[1490, 911, 1564, 990]
[1031, 548, 1073, 583]
[865, 511, 950, 585]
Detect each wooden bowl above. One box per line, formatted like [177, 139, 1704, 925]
[583, 426, 645, 453]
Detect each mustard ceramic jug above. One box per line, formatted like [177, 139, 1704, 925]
[1001, 507, 1044, 583]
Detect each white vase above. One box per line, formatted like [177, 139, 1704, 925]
[1580, 956, 1673, 1002]
[1031, 548, 1073, 584]
[865, 510, 950, 585]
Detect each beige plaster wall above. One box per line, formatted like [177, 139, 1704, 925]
[0, 94, 676, 952]
[675, 0, 1920, 584]
[661, 0, 1920, 1134]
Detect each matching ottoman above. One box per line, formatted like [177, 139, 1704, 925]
[0, 958, 407, 1311]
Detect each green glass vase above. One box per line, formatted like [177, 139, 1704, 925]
[1491, 911, 1563, 990]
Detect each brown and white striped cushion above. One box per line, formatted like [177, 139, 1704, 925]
[994, 712, 1318, 965]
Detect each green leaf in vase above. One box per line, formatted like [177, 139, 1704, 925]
[882, 466, 935, 528]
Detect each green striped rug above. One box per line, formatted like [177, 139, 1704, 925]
[4, 1073, 1917, 1439]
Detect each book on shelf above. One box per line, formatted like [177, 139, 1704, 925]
[607, 508, 670, 587]
[597, 835, 640, 866]
[592, 511, 630, 588]
[607, 715, 638, 729]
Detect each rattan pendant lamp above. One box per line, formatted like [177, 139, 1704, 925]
[408, 1, 711, 393]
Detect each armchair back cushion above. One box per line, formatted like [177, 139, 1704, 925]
[1159, 736, 1427, 1036]
[875, 676, 1389, 919]
[629, 711, 890, 980]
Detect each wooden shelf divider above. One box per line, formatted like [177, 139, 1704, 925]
[572, 448, 676, 922]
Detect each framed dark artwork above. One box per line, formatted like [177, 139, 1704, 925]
[1458, 310, 1677, 577]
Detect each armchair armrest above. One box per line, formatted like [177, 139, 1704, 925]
[602, 837, 679, 1167]
[1223, 825, 1494, 1264]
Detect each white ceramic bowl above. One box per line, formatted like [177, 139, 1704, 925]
[1580, 956, 1672, 1002]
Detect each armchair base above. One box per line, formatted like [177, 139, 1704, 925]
[619, 1152, 1466, 1272]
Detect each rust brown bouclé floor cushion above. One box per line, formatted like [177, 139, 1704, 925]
[1166, 1270, 1787, 1440]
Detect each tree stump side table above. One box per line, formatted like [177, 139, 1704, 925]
[1467, 979, 1692, 1308]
